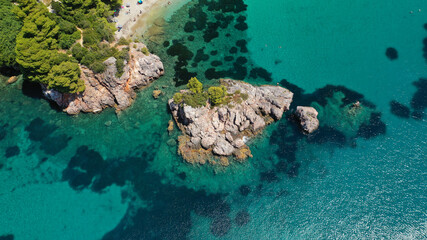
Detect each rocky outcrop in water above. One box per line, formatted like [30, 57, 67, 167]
[43, 43, 164, 114]
[295, 106, 319, 133]
[169, 79, 293, 165]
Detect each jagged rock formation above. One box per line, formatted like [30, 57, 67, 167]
[169, 79, 293, 165]
[43, 43, 164, 114]
[295, 106, 319, 133]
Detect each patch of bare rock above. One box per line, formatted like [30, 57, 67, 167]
[295, 106, 319, 133]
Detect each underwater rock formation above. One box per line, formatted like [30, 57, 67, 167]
[42, 43, 164, 114]
[168, 79, 293, 165]
[295, 106, 319, 133]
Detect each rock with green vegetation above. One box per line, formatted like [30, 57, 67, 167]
[169, 79, 294, 165]
[43, 42, 164, 114]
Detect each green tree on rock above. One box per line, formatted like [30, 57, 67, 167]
[187, 77, 203, 93]
[47, 61, 85, 93]
[208, 86, 225, 106]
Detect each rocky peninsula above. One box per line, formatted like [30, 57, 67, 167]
[43, 43, 164, 114]
[168, 78, 293, 166]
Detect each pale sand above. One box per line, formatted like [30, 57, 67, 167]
[114, 0, 189, 40]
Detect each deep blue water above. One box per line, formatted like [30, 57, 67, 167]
[1, 0, 426, 239]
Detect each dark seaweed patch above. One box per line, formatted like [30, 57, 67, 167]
[410, 78, 427, 119]
[163, 41, 170, 47]
[236, 56, 248, 65]
[166, 42, 194, 62]
[5, 146, 20, 158]
[357, 112, 386, 139]
[205, 68, 222, 80]
[249, 67, 273, 82]
[194, 48, 209, 63]
[308, 126, 347, 147]
[390, 100, 410, 118]
[178, 172, 187, 180]
[239, 185, 251, 196]
[260, 170, 279, 183]
[203, 22, 220, 42]
[385, 47, 398, 60]
[237, 15, 246, 22]
[210, 216, 231, 237]
[187, 35, 195, 41]
[423, 38, 427, 63]
[62, 145, 152, 192]
[0, 124, 7, 141]
[0, 234, 14, 240]
[234, 22, 248, 31]
[229, 47, 238, 54]
[236, 39, 248, 53]
[224, 56, 234, 62]
[191, 62, 198, 67]
[211, 60, 223, 67]
[210, 50, 218, 56]
[25, 118, 71, 155]
[25, 118, 57, 141]
[235, 210, 250, 226]
[279, 79, 305, 98]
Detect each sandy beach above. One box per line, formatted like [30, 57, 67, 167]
[114, 0, 189, 40]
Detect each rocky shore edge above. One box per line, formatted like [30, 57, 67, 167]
[43, 42, 164, 115]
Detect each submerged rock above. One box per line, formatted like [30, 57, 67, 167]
[169, 79, 293, 165]
[295, 106, 319, 133]
[42, 43, 164, 114]
[152, 90, 162, 99]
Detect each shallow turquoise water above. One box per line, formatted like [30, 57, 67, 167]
[1, 0, 426, 239]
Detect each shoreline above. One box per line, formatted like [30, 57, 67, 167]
[114, 0, 190, 40]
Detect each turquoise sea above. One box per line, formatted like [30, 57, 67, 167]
[1, 0, 426, 239]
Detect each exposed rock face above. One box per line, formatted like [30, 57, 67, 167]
[295, 106, 319, 133]
[42, 43, 164, 114]
[169, 79, 293, 165]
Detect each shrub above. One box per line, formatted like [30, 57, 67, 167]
[241, 93, 249, 101]
[59, 20, 76, 34]
[187, 77, 203, 93]
[173, 93, 183, 103]
[80, 52, 97, 67]
[141, 47, 150, 56]
[208, 86, 225, 106]
[182, 92, 208, 108]
[90, 61, 106, 73]
[47, 61, 85, 93]
[71, 44, 88, 61]
[117, 37, 129, 46]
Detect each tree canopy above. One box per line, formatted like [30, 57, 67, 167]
[0, 0, 22, 67]
[187, 77, 203, 93]
[47, 61, 84, 93]
[9, 0, 125, 93]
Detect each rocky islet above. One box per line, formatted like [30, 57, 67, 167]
[169, 78, 294, 165]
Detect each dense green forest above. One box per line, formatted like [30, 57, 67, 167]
[0, 0, 127, 93]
